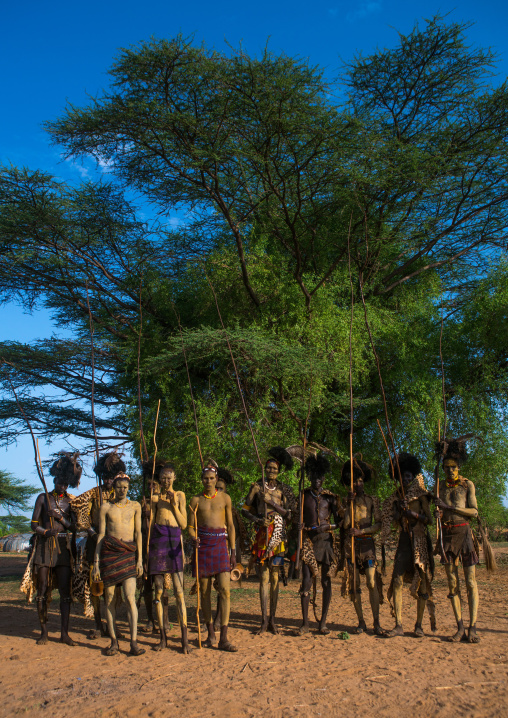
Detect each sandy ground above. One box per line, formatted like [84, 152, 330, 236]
[1, 549, 508, 718]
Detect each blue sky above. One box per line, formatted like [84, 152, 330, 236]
[1, 0, 507, 497]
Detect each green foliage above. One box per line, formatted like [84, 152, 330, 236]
[0, 17, 507, 524]
[0, 470, 37, 536]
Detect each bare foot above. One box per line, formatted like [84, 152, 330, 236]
[468, 625, 480, 643]
[318, 624, 330, 635]
[413, 623, 424, 638]
[384, 624, 404, 638]
[355, 621, 367, 635]
[297, 624, 310, 636]
[140, 621, 156, 634]
[373, 622, 385, 636]
[448, 621, 466, 643]
[60, 634, 77, 646]
[104, 641, 119, 656]
[128, 642, 146, 656]
[36, 633, 49, 646]
[87, 629, 101, 640]
[218, 639, 238, 652]
[268, 618, 279, 635]
[152, 639, 166, 652]
[182, 642, 193, 654]
[256, 619, 269, 635]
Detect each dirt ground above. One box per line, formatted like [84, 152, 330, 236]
[1, 549, 507, 718]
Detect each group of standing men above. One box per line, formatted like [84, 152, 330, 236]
[24, 437, 487, 654]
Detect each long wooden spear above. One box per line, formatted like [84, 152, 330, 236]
[137, 279, 149, 475]
[172, 305, 204, 468]
[346, 218, 357, 594]
[295, 380, 313, 572]
[144, 398, 161, 579]
[192, 504, 202, 649]
[358, 270, 404, 496]
[204, 272, 268, 540]
[434, 306, 448, 560]
[85, 282, 103, 506]
[6, 376, 59, 555]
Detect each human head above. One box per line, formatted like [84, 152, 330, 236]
[216, 467, 234, 493]
[159, 462, 176, 492]
[50, 452, 82, 494]
[389, 453, 421, 489]
[440, 438, 467, 483]
[341, 458, 374, 495]
[113, 473, 130, 501]
[201, 464, 218, 495]
[95, 452, 126, 492]
[306, 453, 331, 493]
[265, 446, 293, 483]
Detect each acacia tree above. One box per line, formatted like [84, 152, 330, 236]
[0, 469, 37, 535]
[0, 17, 507, 519]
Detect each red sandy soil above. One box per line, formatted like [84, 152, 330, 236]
[0, 549, 507, 718]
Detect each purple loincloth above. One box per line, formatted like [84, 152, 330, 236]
[148, 524, 183, 575]
[193, 526, 230, 578]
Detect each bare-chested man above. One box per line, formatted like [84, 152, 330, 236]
[30, 452, 81, 645]
[341, 458, 384, 635]
[188, 464, 237, 652]
[148, 461, 190, 653]
[71, 451, 124, 639]
[93, 473, 145, 656]
[297, 453, 340, 636]
[242, 447, 295, 635]
[381, 453, 434, 638]
[434, 438, 480, 643]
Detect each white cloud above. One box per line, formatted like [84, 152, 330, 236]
[346, 1, 382, 22]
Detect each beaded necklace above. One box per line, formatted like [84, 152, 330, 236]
[203, 490, 218, 499]
[115, 500, 130, 509]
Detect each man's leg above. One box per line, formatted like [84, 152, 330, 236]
[199, 576, 215, 646]
[141, 576, 157, 633]
[414, 571, 428, 638]
[88, 593, 107, 639]
[172, 571, 191, 653]
[464, 565, 479, 643]
[386, 574, 404, 637]
[351, 564, 367, 634]
[35, 566, 49, 645]
[55, 565, 76, 646]
[257, 563, 270, 635]
[365, 566, 383, 635]
[319, 563, 332, 635]
[444, 563, 465, 642]
[216, 571, 237, 651]
[152, 574, 166, 651]
[298, 563, 313, 635]
[103, 585, 119, 655]
[123, 576, 145, 656]
[268, 562, 280, 634]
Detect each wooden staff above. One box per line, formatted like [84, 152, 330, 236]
[435, 306, 449, 561]
[85, 282, 103, 506]
[137, 278, 149, 475]
[144, 399, 161, 578]
[346, 217, 356, 592]
[172, 305, 204, 468]
[295, 380, 313, 572]
[192, 504, 202, 649]
[204, 272, 268, 541]
[6, 378, 59, 554]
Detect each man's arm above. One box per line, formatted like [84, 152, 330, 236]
[242, 484, 269, 527]
[93, 503, 108, 580]
[225, 495, 236, 570]
[187, 496, 199, 542]
[134, 503, 143, 577]
[172, 491, 187, 530]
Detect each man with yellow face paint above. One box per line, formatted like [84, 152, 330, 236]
[434, 438, 480, 643]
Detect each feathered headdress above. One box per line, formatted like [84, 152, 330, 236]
[266, 446, 294, 472]
[49, 451, 82, 488]
[436, 436, 470, 467]
[341, 457, 375, 486]
[305, 453, 331, 480]
[95, 452, 126, 480]
[388, 452, 421, 481]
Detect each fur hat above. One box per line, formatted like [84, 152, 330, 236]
[388, 452, 421, 481]
[305, 453, 331, 480]
[266, 446, 294, 472]
[341, 458, 375, 486]
[95, 452, 126, 481]
[217, 467, 234, 485]
[440, 438, 468, 467]
[49, 452, 82, 488]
